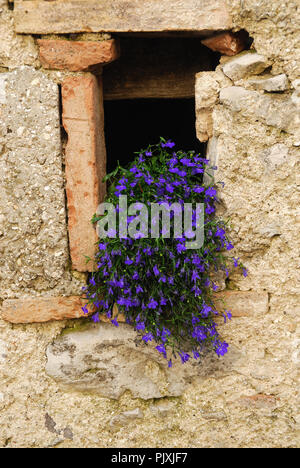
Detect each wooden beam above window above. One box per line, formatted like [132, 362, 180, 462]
[14, 0, 232, 35]
[103, 38, 218, 100]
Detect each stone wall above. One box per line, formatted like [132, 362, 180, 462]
[0, 0, 299, 448]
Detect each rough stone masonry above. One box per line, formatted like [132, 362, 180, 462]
[0, 0, 299, 449]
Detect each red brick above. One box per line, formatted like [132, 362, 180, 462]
[1, 297, 92, 324]
[38, 39, 120, 72]
[62, 74, 106, 272]
[202, 31, 247, 56]
[1, 297, 126, 324]
[214, 291, 269, 317]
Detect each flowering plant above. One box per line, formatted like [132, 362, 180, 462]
[82, 139, 246, 366]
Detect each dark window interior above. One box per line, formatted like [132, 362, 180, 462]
[103, 37, 219, 173]
[104, 98, 205, 173]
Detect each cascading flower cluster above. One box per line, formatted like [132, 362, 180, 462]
[82, 138, 246, 366]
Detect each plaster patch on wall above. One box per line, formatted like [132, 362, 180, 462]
[46, 323, 201, 400]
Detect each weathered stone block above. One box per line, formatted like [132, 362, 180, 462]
[38, 39, 120, 72]
[62, 74, 106, 272]
[0, 67, 76, 297]
[248, 74, 289, 92]
[195, 71, 220, 142]
[14, 0, 232, 34]
[219, 86, 299, 135]
[222, 52, 268, 81]
[1, 297, 91, 324]
[45, 323, 201, 400]
[219, 85, 256, 111]
[201, 31, 247, 56]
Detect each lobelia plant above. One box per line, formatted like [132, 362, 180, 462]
[82, 138, 247, 367]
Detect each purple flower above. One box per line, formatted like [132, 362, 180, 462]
[205, 204, 215, 214]
[144, 174, 154, 185]
[215, 341, 229, 357]
[160, 296, 167, 306]
[136, 321, 146, 331]
[115, 184, 126, 192]
[165, 183, 174, 193]
[201, 304, 212, 318]
[158, 275, 167, 283]
[156, 344, 167, 357]
[242, 268, 248, 277]
[161, 140, 175, 148]
[153, 265, 160, 276]
[168, 276, 174, 285]
[148, 298, 158, 309]
[89, 277, 96, 286]
[111, 319, 119, 327]
[192, 326, 206, 341]
[192, 315, 200, 325]
[180, 157, 192, 166]
[193, 186, 205, 194]
[161, 327, 171, 343]
[169, 167, 186, 177]
[117, 297, 131, 308]
[192, 287, 202, 297]
[81, 306, 89, 315]
[92, 312, 100, 323]
[142, 332, 154, 343]
[179, 352, 190, 364]
[168, 359, 173, 368]
[191, 167, 204, 175]
[215, 228, 226, 239]
[191, 270, 200, 283]
[145, 151, 152, 157]
[125, 256, 134, 265]
[226, 310, 232, 321]
[205, 187, 217, 198]
[176, 242, 186, 254]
